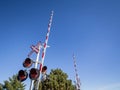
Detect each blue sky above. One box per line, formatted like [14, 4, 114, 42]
[0, 0, 120, 90]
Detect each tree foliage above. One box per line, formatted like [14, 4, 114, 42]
[0, 69, 75, 90]
[0, 75, 25, 90]
[39, 68, 75, 90]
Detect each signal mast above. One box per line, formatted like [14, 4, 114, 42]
[17, 11, 54, 90]
[73, 54, 81, 90]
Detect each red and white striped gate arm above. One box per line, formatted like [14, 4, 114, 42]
[35, 11, 54, 90]
[73, 54, 81, 90]
[39, 11, 54, 71]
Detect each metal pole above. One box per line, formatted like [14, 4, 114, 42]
[29, 42, 42, 90]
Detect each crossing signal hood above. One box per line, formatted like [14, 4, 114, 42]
[17, 70, 28, 82]
[29, 68, 40, 80]
[23, 58, 33, 68]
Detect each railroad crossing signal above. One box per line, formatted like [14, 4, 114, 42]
[29, 68, 40, 80]
[17, 70, 28, 82]
[17, 11, 53, 90]
[23, 58, 33, 68]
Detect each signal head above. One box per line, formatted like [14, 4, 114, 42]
[23, 58, 33, 68]
[42, 66, 47, 74]
[29, 68, 40, 80]
[17, 70, 28, 82]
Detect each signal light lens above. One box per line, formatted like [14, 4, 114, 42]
[17, 70, 28, 82]
[23, 58, 33, 68]
[29, 68, 40, 80]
